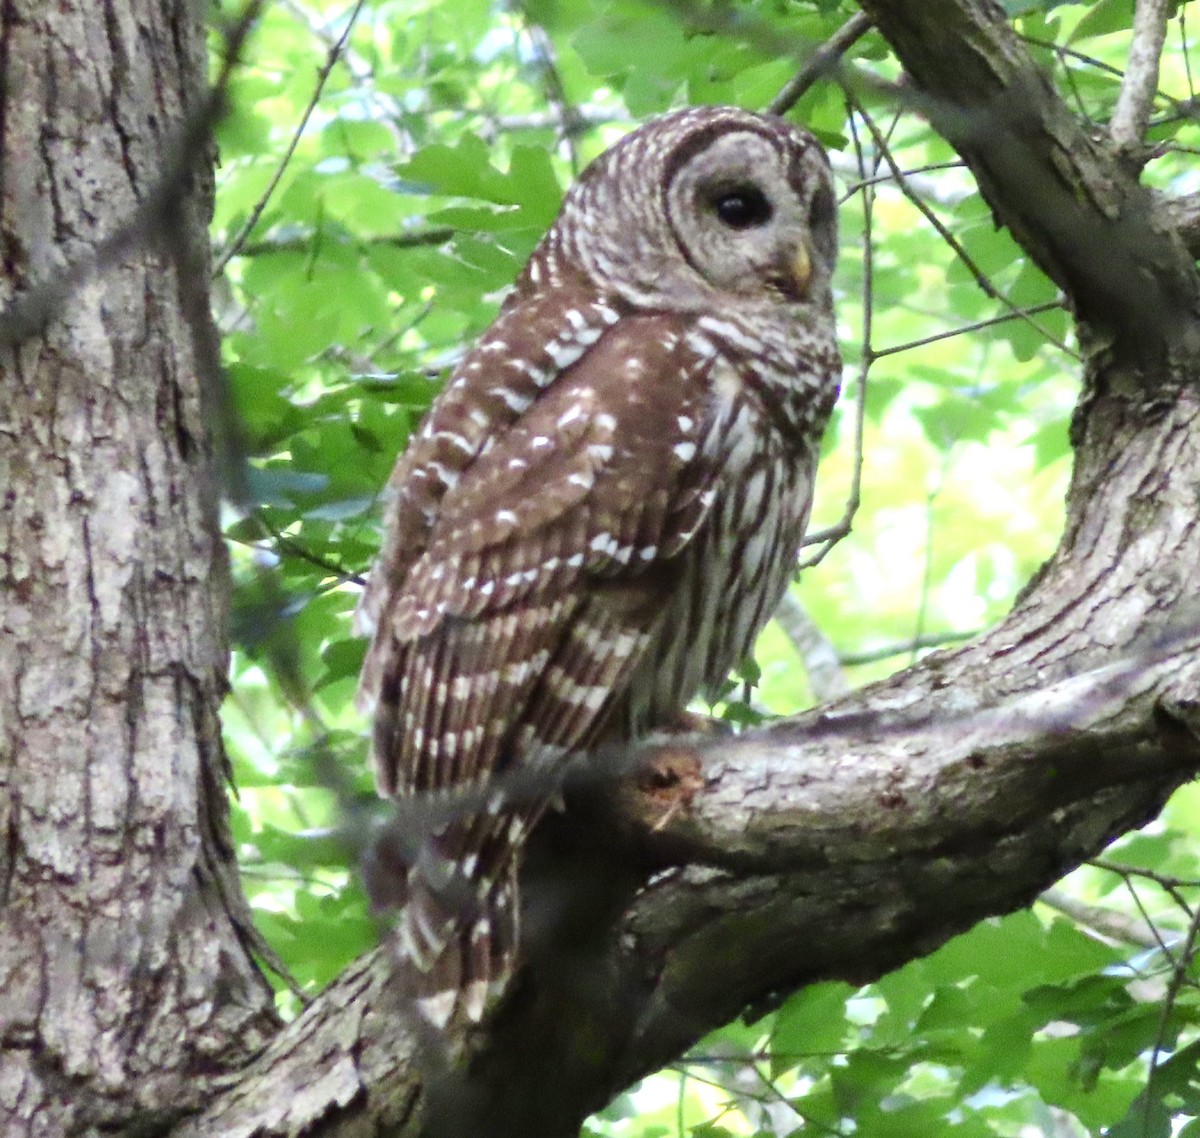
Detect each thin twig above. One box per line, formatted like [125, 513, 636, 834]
[521, 17, 582, 174]
[837, 159, 967, 202]
[213, 0, 369, 276]
[845, 95, 1080, 362]
[799, 100, 873, 567]
[232, 227, 456, 258]
[1020, 31, 1191, 124]
[238, 513, 368, 587]
[478, 107, 620, 136]
[1111, 0, 1172, 151]
[767, 11, 873, 116]
[1182, 5, 1196, 103]
[873, 300, 1064, 358]
[1143, 902, 1200, 1134]
[279, 0, 373, 81]
[838, 629, 976, 667]
[1088, 858, 1200, 914]
[910, 445, 956, 666]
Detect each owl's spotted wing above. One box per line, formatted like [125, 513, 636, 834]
[361, 309, 719, 800]
[355, 287, 625, 642]
[357, 304, 724, 1024]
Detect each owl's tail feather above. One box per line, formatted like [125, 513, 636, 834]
[394, 825, 522, 1028]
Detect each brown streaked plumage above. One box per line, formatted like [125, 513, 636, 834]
[356, 105, 841, 1026]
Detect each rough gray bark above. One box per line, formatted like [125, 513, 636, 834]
[0, 2, 278, 1133]
[3, 1, 1200, 1137]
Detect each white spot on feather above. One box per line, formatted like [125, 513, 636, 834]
[439, 431, 473, 456]
[589, 533, 617, 555]
[546, 341, 580, 368]
[557, 405, 586, 429]
[490, 385, 533, 413]
[416, 991, 456, 1028]
[427, 461, 458, 489]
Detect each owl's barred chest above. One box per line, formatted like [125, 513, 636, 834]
[622, 369, 827, 734]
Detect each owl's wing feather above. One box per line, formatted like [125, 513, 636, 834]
[362, 311, 720, 801]
[354, 287, 623, 642]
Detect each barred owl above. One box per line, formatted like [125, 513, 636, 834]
[357, 105, 841, 1026]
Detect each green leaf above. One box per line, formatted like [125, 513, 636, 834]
[772, 982, 853, 1071]
[1069, 0, 1134, 43]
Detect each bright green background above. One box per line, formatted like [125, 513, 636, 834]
[211, 1, 1200, 1133]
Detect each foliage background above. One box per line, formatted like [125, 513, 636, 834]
[210, 1, 1200, 1133]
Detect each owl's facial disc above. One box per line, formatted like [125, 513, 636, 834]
[663, 127, 833, 304]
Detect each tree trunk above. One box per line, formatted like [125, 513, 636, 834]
[0, 2, 277, 1132]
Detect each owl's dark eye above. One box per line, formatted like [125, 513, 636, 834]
[713, 186, 773, 229]
[809, 184, 835, 230]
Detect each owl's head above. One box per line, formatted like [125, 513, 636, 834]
[544, 106, 837, 317]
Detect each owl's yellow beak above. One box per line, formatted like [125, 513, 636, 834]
[789, 241, 813, 298]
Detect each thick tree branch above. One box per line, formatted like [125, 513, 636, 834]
[1156, 190, 1200, 259]
[181, 582, 1200, 1137]
[856, 0, 1200, 366]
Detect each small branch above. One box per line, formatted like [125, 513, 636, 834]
[1153, 190, 1200, 259]
[910, 447, 955, 664]
[838, 629, 976, 667]
[800, 100, 872, 567]
[856, 0, 1200, 360]
[1088, 858, 1200, 919]
[1143, 903, 1200, 1132]
[872, 300, 1065, 359]
[1182, 5, 1196, 103]
[767, 11, 873, 116]
[1039, 886, 1167, 951]
[279, 0, 373, 81]
[846, 94, 1081, 361]
[835, 157, 968, 204]
[1110, 0, 1171, 151]
[478, 106, 621, 137]
[229, 227, 456, 259]
[213, 0, 369, 276]
[237, 512, 368, 587]
[772, 593, 849, 701]
[521, 17, 582, 173]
